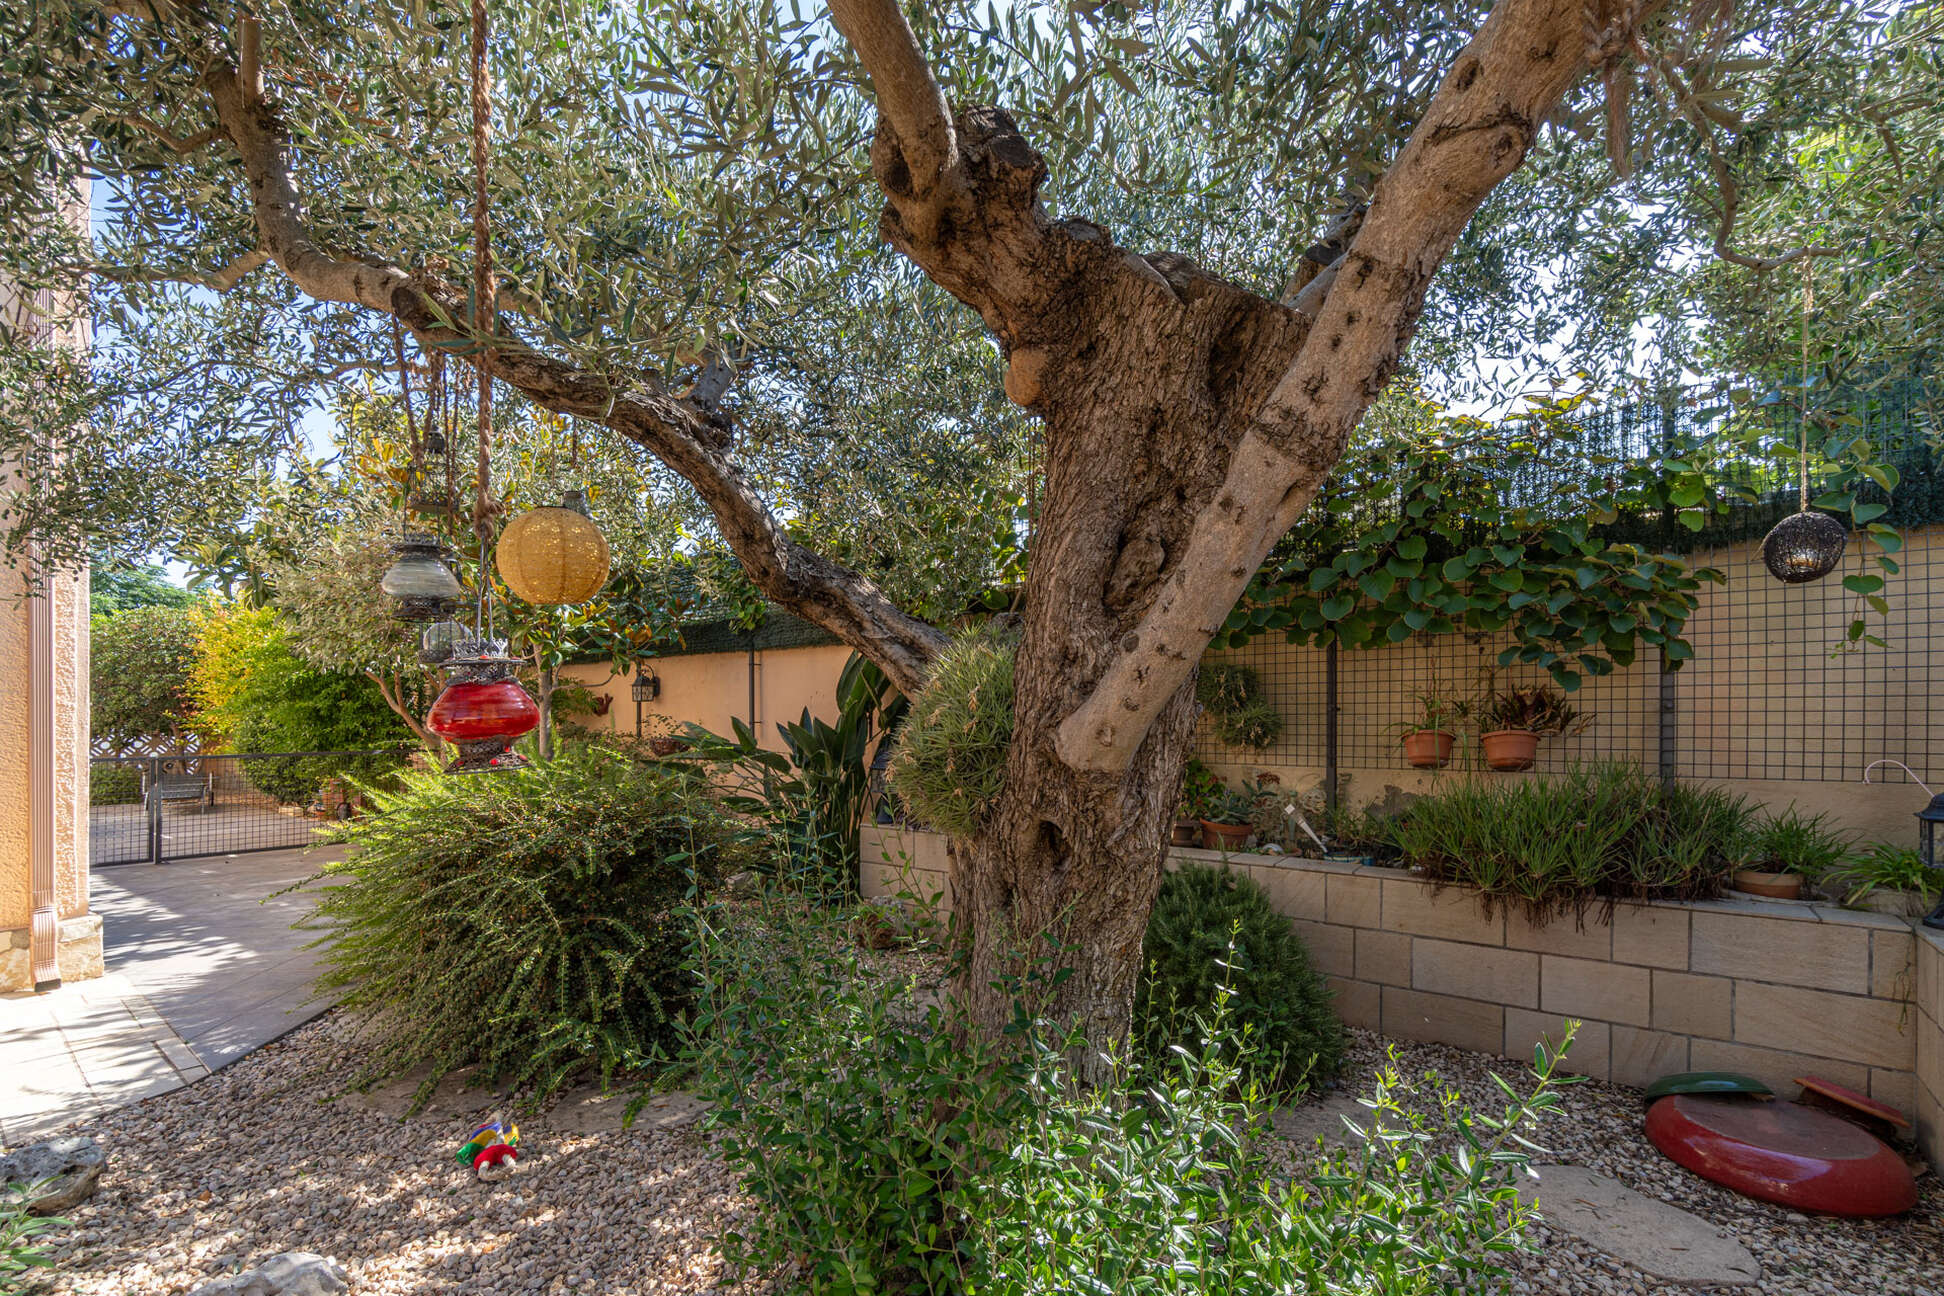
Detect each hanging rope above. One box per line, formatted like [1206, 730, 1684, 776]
[470, 0, 495, 553]
[1798, 255, 1813, 513]
[390, 318, 422, 504]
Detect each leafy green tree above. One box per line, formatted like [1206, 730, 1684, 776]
[3, 0, 1920, 1063]
[90, 604, 201, 750]
[90, 560, 192, 614]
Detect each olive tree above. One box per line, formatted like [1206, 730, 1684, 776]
[2, 0, 1902, 1059]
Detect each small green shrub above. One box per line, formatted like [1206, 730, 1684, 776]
[1136, 863, 1343, 1092]
[1740, 805, 1851, 879]
[1822, 840, 1932, 907]
[1395, 763, 1753, 920]
[89, 764, 143, 806]
[1178, 755, 1223, 820]
[1216, 696, 1284, 749]
[1195, 662, 1258, 712]
[886, 628, 1015, 837]
[1, 1183, 65, 1291]
[696, 887, 1564, 1296]
[303, 747, 727, 1107]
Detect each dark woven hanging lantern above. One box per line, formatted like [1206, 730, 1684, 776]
[1761, 510, 1847, 583]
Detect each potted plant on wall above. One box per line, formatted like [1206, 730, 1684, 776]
[1731, 807, 1851, 900]
[1175, 757, 1222, 847]
[1476, 684, 1587, 772]
[1821, 841, 1935, 917]
[1199, 787, 1256, 851]
[1397, 691, 1465, 769]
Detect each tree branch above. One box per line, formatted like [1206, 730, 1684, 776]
[200, 59, 947, 694]
[1057, 0, 1613, 773]
[93, 248, 269, 292]
[113, 113, 221, 154]
[826, 0, 958, 205]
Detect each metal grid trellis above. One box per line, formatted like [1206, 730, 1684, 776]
[1196, 378, 1944, 799]
[88, 750, 405, 868]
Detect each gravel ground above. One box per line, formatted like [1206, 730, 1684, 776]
[30, 1013, 1943, 1295]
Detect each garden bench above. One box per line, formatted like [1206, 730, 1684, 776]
[151, 769, 212, 814]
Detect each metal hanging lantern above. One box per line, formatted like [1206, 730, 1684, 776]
[380, 534, 463, 620]
[408, 429, 461, 518]
[494, 489, 611, 606]
[1916, 793, 1944, 931]
[1760, 510, 1847, 584]
[426, 637, 538, 772]
[418, 617, 470, 665]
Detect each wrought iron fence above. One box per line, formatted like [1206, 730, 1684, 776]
[88, 749, 409, 867]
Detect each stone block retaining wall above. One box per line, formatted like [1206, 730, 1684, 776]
[1918, 926, 1944, 1168]
[861, 825, 1940, 1166]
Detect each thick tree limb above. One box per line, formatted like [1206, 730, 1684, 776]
[1056, 0, 1614, 773]
[826, 0, 958, 207]
[200, 61, 946, 695]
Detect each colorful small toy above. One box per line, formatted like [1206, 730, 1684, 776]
[456, 1119, 523, 1182]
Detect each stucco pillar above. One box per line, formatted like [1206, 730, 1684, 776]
[1, 178, 97, 993]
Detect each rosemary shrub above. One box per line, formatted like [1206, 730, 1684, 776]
[1136, 862, 1344, 1092]
[693, 886, 1565, 1296]
[303, 746, 727, 1108]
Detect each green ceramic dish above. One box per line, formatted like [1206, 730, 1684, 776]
[1643, 1071, 1773, 1101]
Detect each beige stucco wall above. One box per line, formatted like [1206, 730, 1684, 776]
[560, 642, 855, 751]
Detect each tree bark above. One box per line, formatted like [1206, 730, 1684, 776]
[828, 0, 1609, 1060]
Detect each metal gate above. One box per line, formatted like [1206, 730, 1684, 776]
[87, 750, 405, 867]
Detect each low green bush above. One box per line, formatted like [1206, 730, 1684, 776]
[303, 747, 728, 1107]
[886, 628, 1015, 837]
[1136, 863, 1343, 1093]
[1, 1183, 65, 1291]
[694, 888, 1567, 1296]
[1394, 763, 1754, 919]
[89, 764, 143, 806]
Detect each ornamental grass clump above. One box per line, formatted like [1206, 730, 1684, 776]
[302, 746, 728, 1109]
[1394, 761, 1753, 921]
[1136, 863, 1344, 1093]
[885, 627, 1015, 837]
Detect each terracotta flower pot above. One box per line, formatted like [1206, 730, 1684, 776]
[1480, 729, 1540, 772]
[1401, 729, 1455, 769]
[1199, 820, 1251, 851]
[648, 737, 691, 757]
[1171, 820, 1202, 848]
[1732, 868, 1804, 900]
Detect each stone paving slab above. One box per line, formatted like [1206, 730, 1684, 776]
[1519, 1163, 1763, 1287]
[0, 847, 339, 1149]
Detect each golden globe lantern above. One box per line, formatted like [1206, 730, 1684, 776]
[494, 489, 610, 606]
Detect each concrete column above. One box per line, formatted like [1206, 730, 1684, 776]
[1, 178, 98, 992]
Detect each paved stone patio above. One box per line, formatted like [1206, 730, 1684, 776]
[0, 846, 339, 1147]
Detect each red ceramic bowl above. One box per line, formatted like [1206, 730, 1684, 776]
[427, 679, 540, 742]
[1645, 1095, 1915, 1217]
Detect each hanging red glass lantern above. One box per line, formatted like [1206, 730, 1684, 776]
[426, 638, 539, 772]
